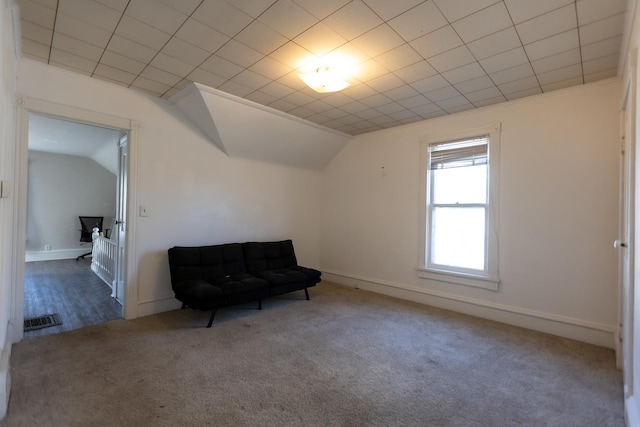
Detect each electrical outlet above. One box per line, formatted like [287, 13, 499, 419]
[44, 244, 51, 251]
[139, 205, 149, 217]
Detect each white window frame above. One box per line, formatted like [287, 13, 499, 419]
[417, 122, 501, 291]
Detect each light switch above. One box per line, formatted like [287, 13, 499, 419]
[139, 205, 149, 217]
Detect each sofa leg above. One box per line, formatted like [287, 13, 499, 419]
[206, 309, 217, 328]
[258, 300, 262, 310]
[304, 288, 310, 300]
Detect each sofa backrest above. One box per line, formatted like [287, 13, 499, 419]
[242, 240, 298, 273]
[168, 243, 247, 287]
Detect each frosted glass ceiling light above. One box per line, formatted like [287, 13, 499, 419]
[299, 66, 350, 93]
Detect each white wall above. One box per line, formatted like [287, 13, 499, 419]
[26, 150, 116, 258]
[16, 58, 323, 316]
[321, 78, 621, 348]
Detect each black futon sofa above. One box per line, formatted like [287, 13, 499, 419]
[167, 239, 321, 327]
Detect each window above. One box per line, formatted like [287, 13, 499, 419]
[418, 123, 501, 291]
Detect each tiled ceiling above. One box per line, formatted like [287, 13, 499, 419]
[17, 0, 627, 135]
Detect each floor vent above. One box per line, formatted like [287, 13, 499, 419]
[24, 314, 62, 332]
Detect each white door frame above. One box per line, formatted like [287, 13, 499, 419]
[10, 95, 140, 342]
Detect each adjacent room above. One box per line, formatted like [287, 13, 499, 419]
[0, 0, 638, 425]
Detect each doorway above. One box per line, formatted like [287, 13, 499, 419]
[11, 95, 139, 343]
[24, 114, 124, 337]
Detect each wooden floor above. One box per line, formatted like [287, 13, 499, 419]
[23, 258, 122, 338]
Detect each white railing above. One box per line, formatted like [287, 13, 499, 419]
[91, 236, 116, 291]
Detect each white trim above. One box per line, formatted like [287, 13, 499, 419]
[416, 267, 499, 291]
[25, 248, 89, 262]
[136, 296, 181, 317]
[12, 95, 140, 337]
[0, 336, 10, 420]
[322, 270, 616, 349]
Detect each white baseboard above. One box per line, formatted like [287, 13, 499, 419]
[322, 270, 616, 349]
[136, 296, 182, 318]
[25, 248, 88, 262]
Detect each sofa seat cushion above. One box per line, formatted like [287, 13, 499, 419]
[289, 265, 322, 284]
[253, 269, 307, 286]
[173, 279, 224, 311]
[211, 274, 269, 305]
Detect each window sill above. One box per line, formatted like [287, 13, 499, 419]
[416, 267, 500, 291]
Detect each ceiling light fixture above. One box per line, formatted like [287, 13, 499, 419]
[298, 65, 350, 93]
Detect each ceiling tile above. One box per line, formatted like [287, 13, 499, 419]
[452, 3, 512, 43]
[394, 60, 438, 83]
[465, 86, 503, 102]
[276, 72, 308, 90]
[366, 73, 405, 92]
[54, 13, 112, 48]
[19, 0, 56, 29]
[537, 63, 582, 85]
[351, 24, 406, 58]
[343, 83, 378, 99]
[375, 44, 422, 72]
[268, 98, 298, 112]
[504, 0, 573, 24]
[441, 62, 487, 84]
[249, 56, 293, 81]
[432, 0, 501, 22]
[22, 43, 48, 61]
[269, 42, 313, 70]
[161, 38, 211, 67]
[294, 22, 347, 56]
[101, 50, 147, 74]
[139, 65, 183, 86]
[259, 80, 297, 98]
[216, 40, 264, 68]
[428, 46, 475, 73]
[516, 4, 577, 45]
[498, 75, 540, 94]
[175, 19, 230, 54]
[425, 85, 460, 102]
[531, 48, 581, 74]
[505, 86, 542, 100]
[95, 0, 130, 13]
[50, 48, 97, 73]
[466, 27, 522, 60]
[410, 74, 450, 93]
[324, 0, 383, 40]
[187, 67, 227, 88]
[410, 26, 463, 59]
[131, 76, 172, 96]
[479, 47, 529, 74]
[192, 0, 253, 38]
[231, 69, 272, 90]
[20, 21, 53, 45]
[106, 34, 157, 63]
[115, 15, 171, 50]
[577, 0, 627, 25]
[584, 68, 617, 83]
[58, 0, 122, 31]
[361, 0, 423, 20]
[581, 35, 623, 61]
[524, 29, 579, 61]
[437, 96, 473, 111]
[48, 58, 93, 76]
[235, 20, 289, 55]
[93, 63, 137, 85]
[150, 53, 195, 77]
[259, 0, 318, 39]
[155, 0, 201, 15]
[383, 85, 420, 101]
[228, 0, 277, 18]
[125, 0, 188, 34]
[542, 76, 584, 92]
[375, 102, 405, 115]
[474, 95, 507, 107]
[579, 13, 626, 45]
[280, 90, 316, 106]
[52, 33, 104, 61]
[360, 93, 394, 108]
[454, 75, 496, 94]
[217, 80, 254, 97]
[397, 94, 431, 109]
[388, 1, 448, 42]
[490, 63, 535, 85]
[293, 0, 351, 20]
[199, 54, 244, 78]
[246, 90, 279, 106]
[582, 53, 620, 75]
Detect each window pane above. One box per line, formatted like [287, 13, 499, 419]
[431, 207, 485, 270]
[432, 164, 487, 204]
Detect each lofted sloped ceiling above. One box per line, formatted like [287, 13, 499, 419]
[17, 0, 628, 136]
[171, 82, 351, 170]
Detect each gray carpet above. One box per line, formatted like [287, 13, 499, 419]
[1, 282, 623, 426]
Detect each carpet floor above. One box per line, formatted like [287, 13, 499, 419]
[1, 282, 623, 426]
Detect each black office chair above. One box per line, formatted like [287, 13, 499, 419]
[76, 216, 103, 261]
